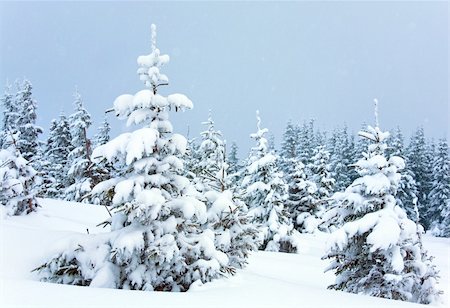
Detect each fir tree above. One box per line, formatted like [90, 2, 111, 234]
[323, 102, 441, 304]
[388, 127, 420, 221]
[93, 115, 111, 148]
[407, 127, 433, 229]
[197, 113, 227, 192]
[241, 111, 300, 252]
[297, 119, 315, 167]
[0, 133, 39, 215]
[227, 142, 240, 176]
[203, 190, 260, 270]
[310, 145, 334, 200]
[196, 116, 259, 270]
[37, 24, 230, 291]
[429, 138, 450, 237]
[40, 114, 73, 198]
[184, 137, 201, 177]
[64, 90, 93, 202]
[280, 120, 299, 175]
[285, 158, 319, 233]
[226, 142, 243, 192]
[86, 115, 113, 203]
[0, 83, 18, 148]
[14, 79, 43, 162]
[328, 125, 354, 192]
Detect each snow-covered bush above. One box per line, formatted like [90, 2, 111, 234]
[36, 24, 230, 291]
[322, 117, 441, 304]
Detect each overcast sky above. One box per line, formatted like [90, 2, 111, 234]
[0, 1, 448, 156]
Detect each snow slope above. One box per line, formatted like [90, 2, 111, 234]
[1, 198, 448, 308]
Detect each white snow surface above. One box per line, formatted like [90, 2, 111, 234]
[1, 198, 448, 308]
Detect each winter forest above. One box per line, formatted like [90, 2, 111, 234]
[1, 14, 449, 308]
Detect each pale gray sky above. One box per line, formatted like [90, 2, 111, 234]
[0, 1, 448, 155]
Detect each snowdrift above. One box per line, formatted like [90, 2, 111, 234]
[0, 198, 448, 308]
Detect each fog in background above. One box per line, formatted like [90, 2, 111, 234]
[1, 1, 448, 156]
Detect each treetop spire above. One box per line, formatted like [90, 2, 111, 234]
[151, 23, 157, 52]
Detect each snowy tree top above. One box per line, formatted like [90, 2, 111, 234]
[137, 24, 170, 92]
[250, 111, 269, 154]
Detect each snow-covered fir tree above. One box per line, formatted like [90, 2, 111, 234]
[323, 103, 441, 304]
[40, 114, 73, 198]
[203, 189, 260, 270]
[14, 79, 43, 162]
[196, 114, 227, 192]
[285, 158, 319, 233]
[0, 134, 39, 215]
[37, 24, 231, 291]
[0, 83, 18, 149]
[388, 127, 420, 222]
[309, 145, 334, 201]
[184, 136, 201, 179]
[92, 115, 111, 148]
[195, 116, 259, 269]
[328, 125, 355, 192]
[86, 115, 113, 203]
[280, 120, 299, 175]
[407, 127, 433, 229]
[429, 138, 450, 237]
[268, 132, 276, 153]
[226, 142, 244, 192]
[241, 111, 300, 252]
[297, 119, 316, 168]
[64, 90, 93, 202]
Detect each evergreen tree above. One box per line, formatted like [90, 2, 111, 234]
[0, 83, 18, 148]
[86, 115, 113, 203]
[64, 90, 93, 202]
[388, 127, 420, 221]
[328, 125, 356, 192]
[227, 142, 240, 175]
[285, 158, 319, 233]
[0, 134, 39, 215]
[241, 111, 300, 252]
[407, 127, 433, 229]
[93, 115, 111, 148]
[196, 115, 259, 270]
[40, 114, 73, 198]
[14, 79, 43, 162]
[268, 132, 276, 153]
[297, 119, 315, 167]
[183, 135, 200, 175]
[428, 138, 450, 237]
[37, 24, 230, 291]
[197, 114, 227, 192]
[323, 107, 441, 304]
[280, 120, 299, 175]
[310, 145, 334, 200]
[226, 142, 243, 192]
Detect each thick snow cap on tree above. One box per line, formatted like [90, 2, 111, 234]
[137, 24, 170, 90]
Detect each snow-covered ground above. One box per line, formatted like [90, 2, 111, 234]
[0, 199, 448, 308]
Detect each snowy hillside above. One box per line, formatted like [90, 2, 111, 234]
[1, 198, 448, 308]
